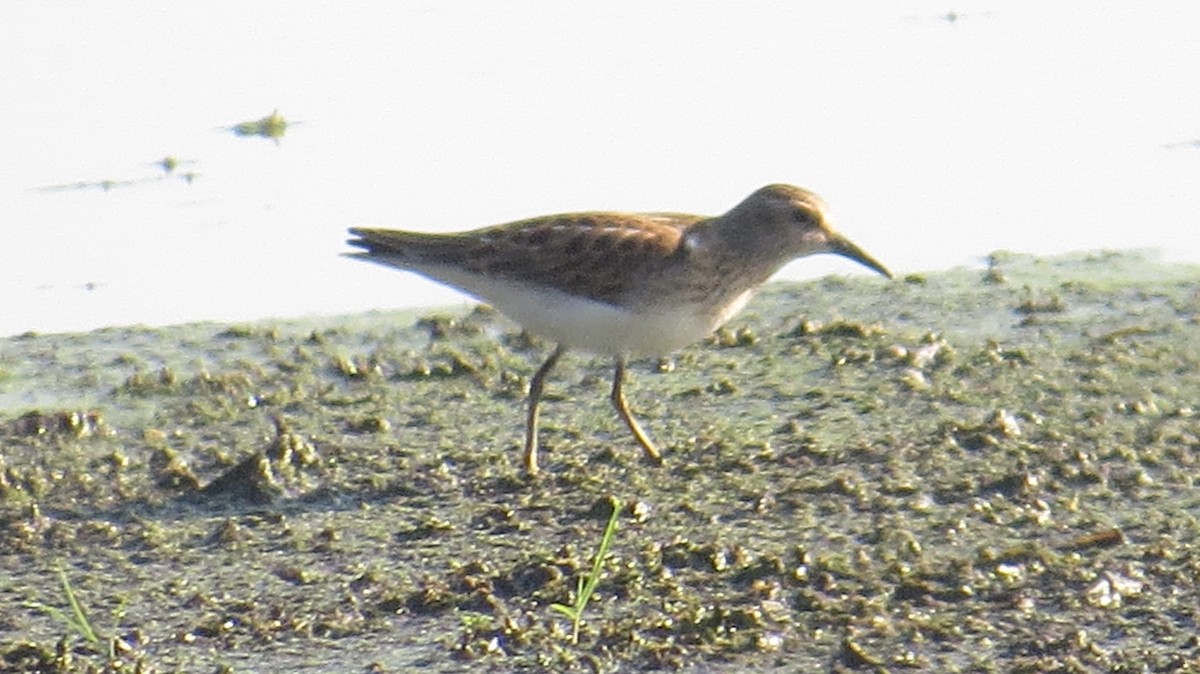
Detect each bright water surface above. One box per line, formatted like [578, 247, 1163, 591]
[2, 1, 1199, 337]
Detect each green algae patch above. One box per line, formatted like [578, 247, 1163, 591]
[2, 251, 1199, 672]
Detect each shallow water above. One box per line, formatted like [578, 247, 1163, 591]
[5, 3, 1200, 337]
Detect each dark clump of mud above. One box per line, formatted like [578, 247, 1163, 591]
[2, 251, 1199, 673]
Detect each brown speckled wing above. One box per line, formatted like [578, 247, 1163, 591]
[350, 212, 705, 305]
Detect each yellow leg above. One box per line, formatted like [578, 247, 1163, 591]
[611, 357, 664, 464]
[523, 345, 565, 477]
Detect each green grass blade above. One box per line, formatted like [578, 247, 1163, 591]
[57, 563, 101, 646]
[550, 603, 577, 619]
[552, 498, 621, 644]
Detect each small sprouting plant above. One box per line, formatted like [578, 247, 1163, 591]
[29, 562, 115, 659]
[552, 498, 621, 644]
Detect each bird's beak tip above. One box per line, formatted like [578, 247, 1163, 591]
[829, 234, 892, 279]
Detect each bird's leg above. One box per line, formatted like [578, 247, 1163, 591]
[524, 344, 565, 477]
[611, 357, 664, 464]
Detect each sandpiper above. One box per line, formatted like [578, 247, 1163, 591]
[346, 184, 892, 476]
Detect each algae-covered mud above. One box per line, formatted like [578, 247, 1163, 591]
[2, 251, 1199, 673]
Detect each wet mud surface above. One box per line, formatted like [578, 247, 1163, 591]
[2, 251, 1199, 672]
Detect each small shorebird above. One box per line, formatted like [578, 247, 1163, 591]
[347, 184, 892, 476]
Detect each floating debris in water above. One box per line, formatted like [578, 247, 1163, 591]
[148, 155, 197, 174]
[224, 108, 296, 144]
[35, 155, 199, 192]
[35, 177, 143, 192]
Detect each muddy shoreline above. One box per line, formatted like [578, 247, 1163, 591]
[3, 251, 1199, 672]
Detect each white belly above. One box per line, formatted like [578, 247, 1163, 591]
[404, 263, 754, 357]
